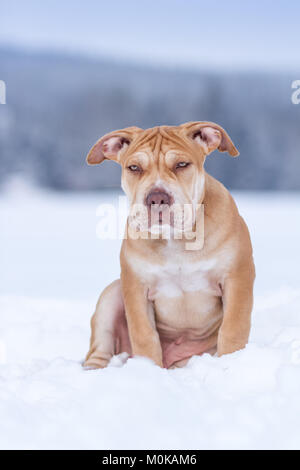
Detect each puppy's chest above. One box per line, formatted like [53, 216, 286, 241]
[134, 256, 223, 300]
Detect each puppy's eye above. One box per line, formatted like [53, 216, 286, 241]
[175, 162, 190, 169]
[128, 165, 141, 172]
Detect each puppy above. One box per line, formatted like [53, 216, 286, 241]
[84, 122, 255, 369]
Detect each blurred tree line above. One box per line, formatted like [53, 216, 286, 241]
[0, 47, 299, 190]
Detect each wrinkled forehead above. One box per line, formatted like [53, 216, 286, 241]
[123, 126, 195, 163]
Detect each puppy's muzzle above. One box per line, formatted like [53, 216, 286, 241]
[145, 188, 174, 227]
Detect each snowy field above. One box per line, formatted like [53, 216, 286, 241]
[1, 181, 300, 450]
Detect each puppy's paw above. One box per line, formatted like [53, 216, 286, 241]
[83, 350, 111, 370]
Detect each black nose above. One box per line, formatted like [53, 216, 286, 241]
[146, 190, 171, 207]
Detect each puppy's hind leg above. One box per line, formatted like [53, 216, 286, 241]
[84, 279, 128, 369]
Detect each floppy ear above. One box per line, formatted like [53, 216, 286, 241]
[86, 126, 142, 165]
[183, 121, 239, 157]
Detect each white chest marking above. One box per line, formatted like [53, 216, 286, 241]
[130, 256, 217, 298]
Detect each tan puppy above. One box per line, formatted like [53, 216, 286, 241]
[84, 122, 255, 369]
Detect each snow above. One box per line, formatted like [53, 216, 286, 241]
[1, 181, 300, 450]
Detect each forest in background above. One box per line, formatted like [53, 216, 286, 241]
[0, 47, 299, 190]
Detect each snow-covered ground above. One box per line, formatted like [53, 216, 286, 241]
[1, 181, 300, 450]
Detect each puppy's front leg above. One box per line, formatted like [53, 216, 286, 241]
[121, 266, 163, 367]
[218, 265, 255, 356]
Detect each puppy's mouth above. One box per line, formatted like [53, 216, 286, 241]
[148, 204, 175, 228]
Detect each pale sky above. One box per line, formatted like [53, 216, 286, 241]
[1, 0, 299, 70]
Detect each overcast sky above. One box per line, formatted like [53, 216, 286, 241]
[1, 0, 299, 70]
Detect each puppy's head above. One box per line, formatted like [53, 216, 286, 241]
[86, 122, 238, 234]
